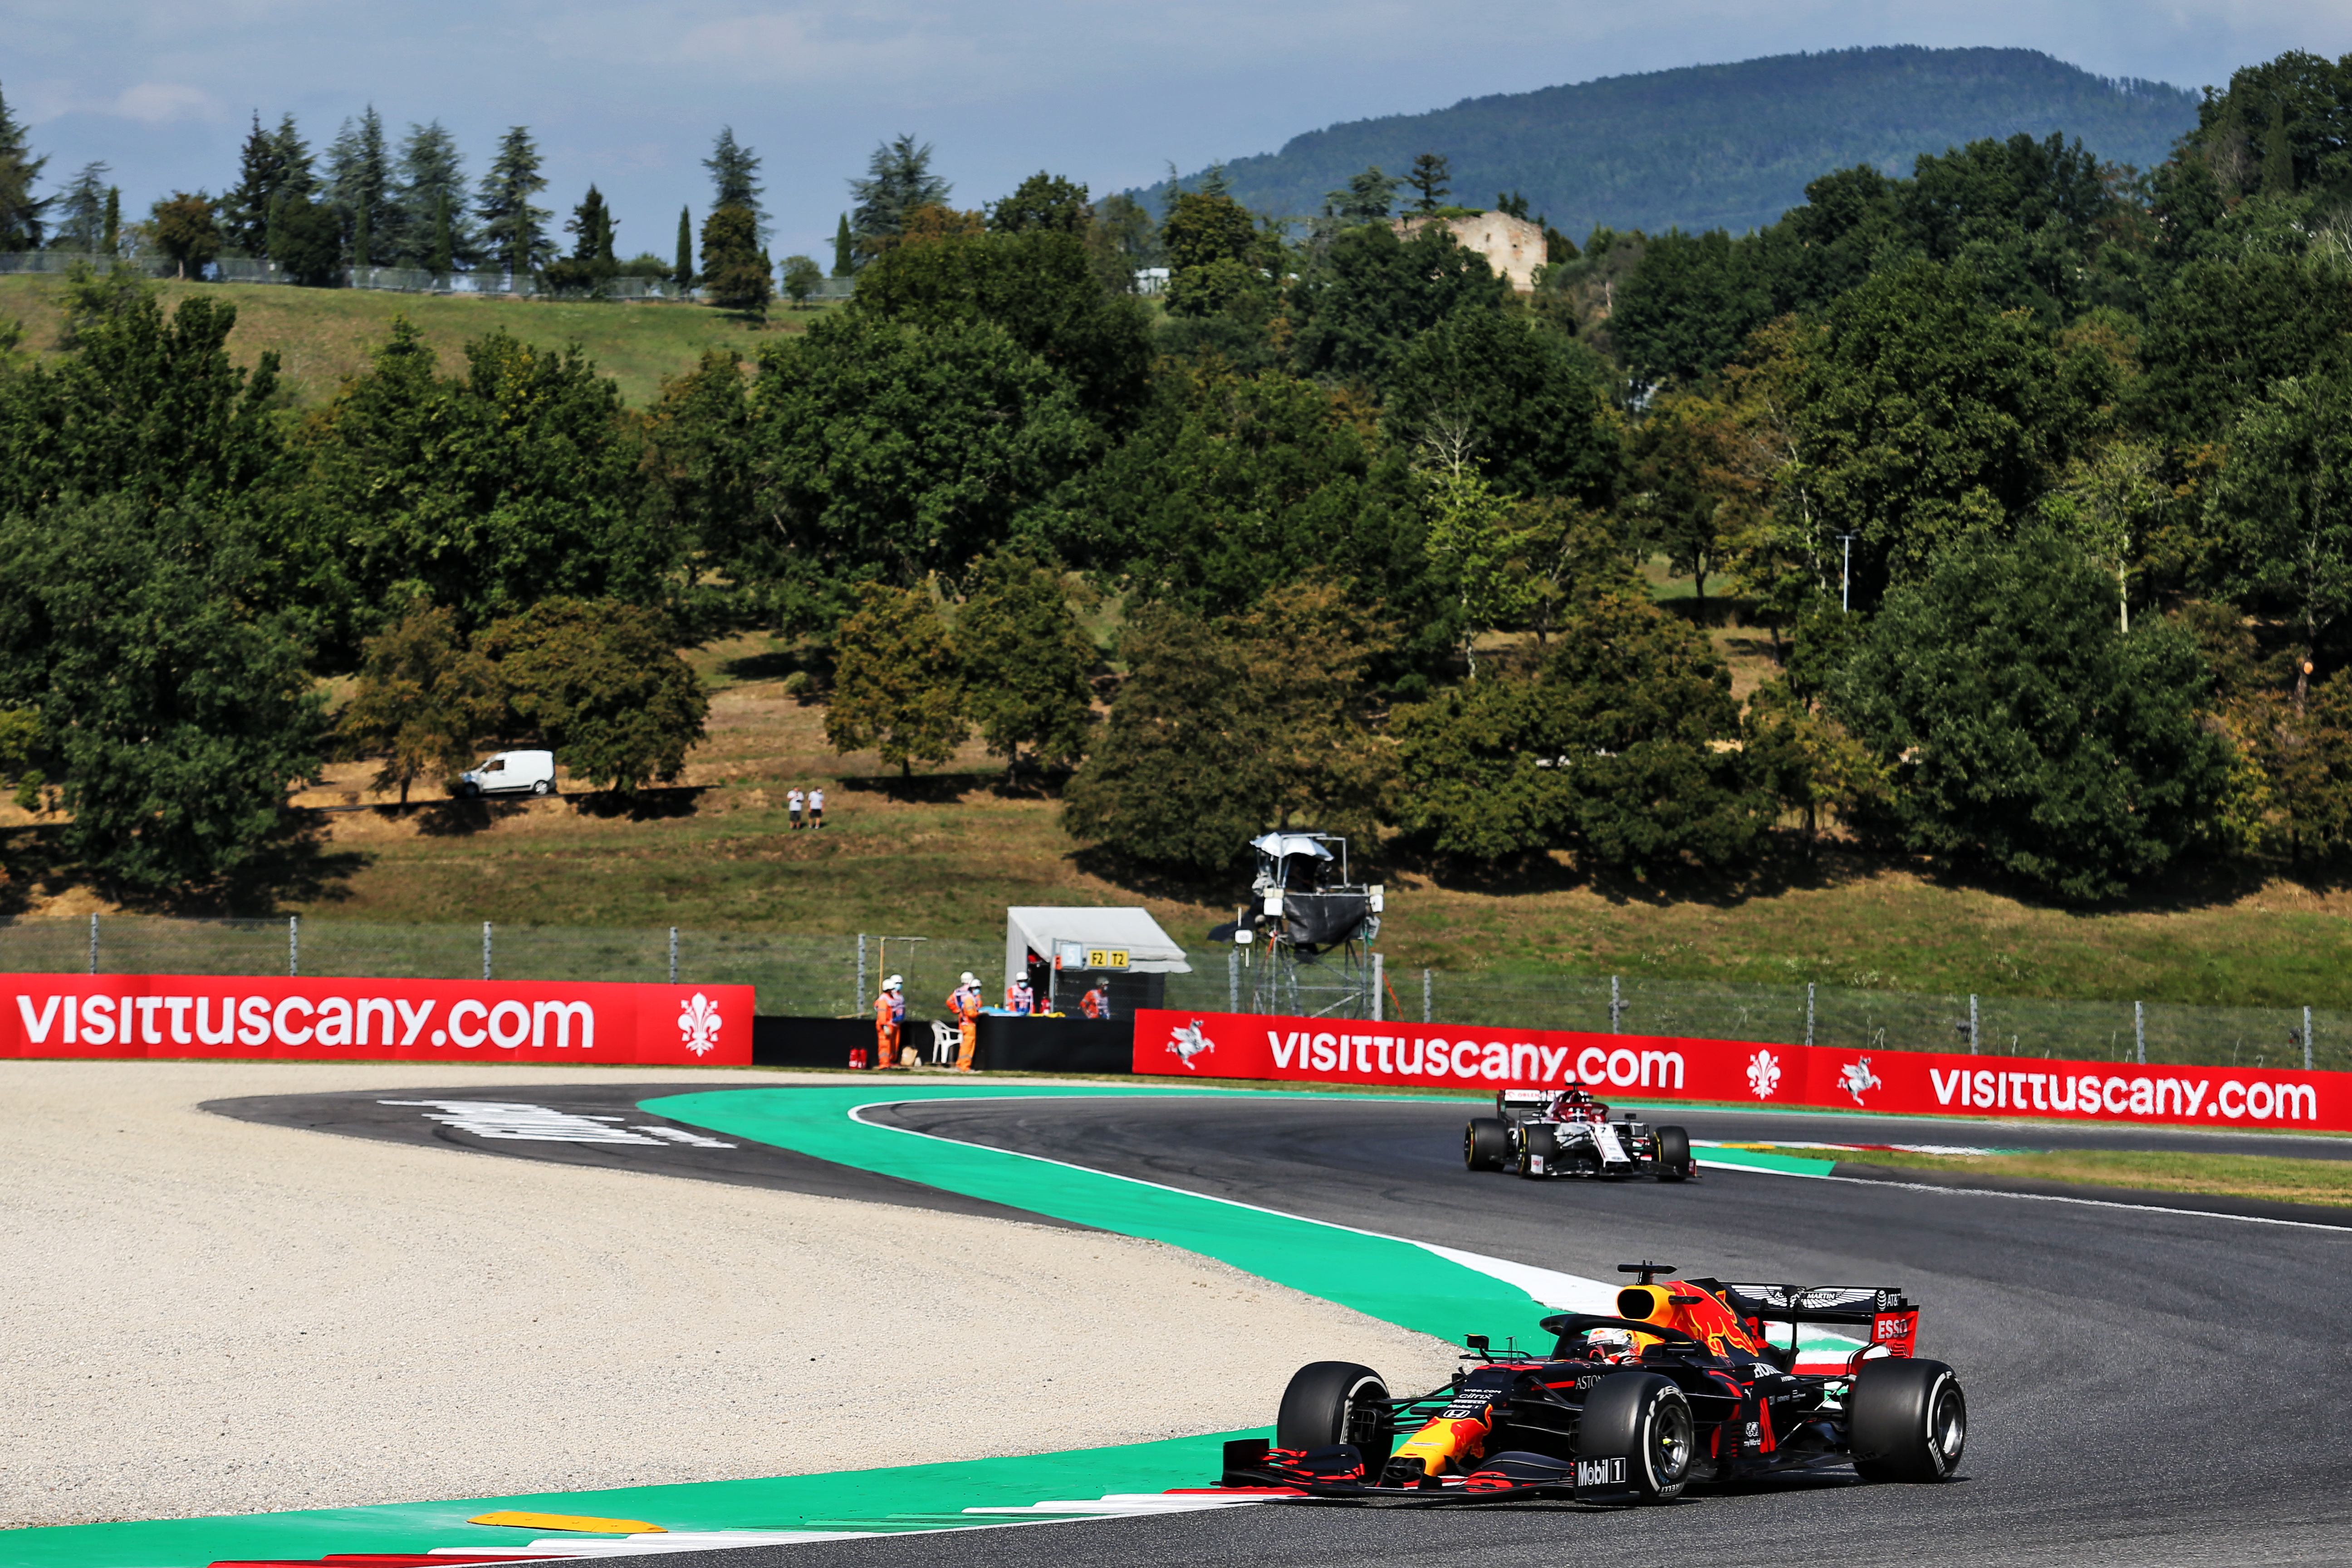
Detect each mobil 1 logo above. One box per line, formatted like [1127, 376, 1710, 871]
[1575, 1457, 1627, 1489]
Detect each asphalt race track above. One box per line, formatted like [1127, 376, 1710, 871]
[210, 1087, 2352, 1567]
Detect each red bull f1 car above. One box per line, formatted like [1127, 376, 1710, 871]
[1214, 1262, 1965, 1505]
[1464, 1088, 1695, 1181]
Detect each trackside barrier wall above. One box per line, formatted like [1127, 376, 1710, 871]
[0, 973, 755, 1066]
[1132, 1008, 2349, 1133]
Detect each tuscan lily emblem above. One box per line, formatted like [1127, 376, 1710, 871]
[1746, 1048, 1782, 1100]
[678, 993, 723, 1057]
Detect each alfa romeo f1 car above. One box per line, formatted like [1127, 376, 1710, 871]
[1465, 1088, 1695, 1181]
[1215, 1261, 1965, 1504]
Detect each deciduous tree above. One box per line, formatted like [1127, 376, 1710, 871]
[956, 549, 1096, 778]
[149, 192, 220, 279]
[823, 583, 966, 777]
[1836, 529, 2231, 901]
[462, 598, 709, 791]
[336, 601, 485, 803]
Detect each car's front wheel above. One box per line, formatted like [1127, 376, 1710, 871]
[1577, 1371, 1695, 1501]
[1850, 1358, 1966, 1481]
[1518, 1122, 1558, 1179]
[1464, 1117, 1510, 1171]
[1276, 1360, 1392, 1460]
[458, 781, 481, 800]
[1655, 1125, 1694, 1181]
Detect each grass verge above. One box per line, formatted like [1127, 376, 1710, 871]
[1837, 1147, 2352, 1207]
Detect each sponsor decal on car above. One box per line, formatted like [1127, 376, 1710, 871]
[1574, 1457, 1627, 1488]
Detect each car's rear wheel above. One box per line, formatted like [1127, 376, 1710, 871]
[1849, 1358, 1966, 1481]
[1464, 1117, 1510, 1171]
[531, 778, 552, 796]
[1576, 1371, 1694, 1501]
[1277, 1361, 1392, 1462]
[1655, 1125, 1694, 1181]
[1518, 1123, 1558, 1179]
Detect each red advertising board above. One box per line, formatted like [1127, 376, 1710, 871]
[0, 973, 755, 1066]
[1132, 1008, 2345, 1133]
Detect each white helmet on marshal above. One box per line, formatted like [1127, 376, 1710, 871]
[960, 971, 979, 986]
[883, 975, 903, 991]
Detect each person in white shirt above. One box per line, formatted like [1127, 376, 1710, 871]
[808, 787, 825, 828]
[786, 787, 805, 829]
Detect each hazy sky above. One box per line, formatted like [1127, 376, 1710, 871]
[6, 0, 2348, 263]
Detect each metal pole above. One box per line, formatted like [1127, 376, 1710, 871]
[2134, 1000, 2146, 1065]
[668, 927, 679, 986]
[1371, 952, 1384, 1023]
[856, 934, 867, 1017]
[1228, 948, 1239, 1013]
[1611, 976, 1622, 1035]
[1806, 982, 1815, 1048]
[1422, 969, 1432, 1024]
[88, 912, 97, 976]
[482, 921, 493, 983]
[1969, 994, 1978, 1056]
[1838, 533, 1857, 612]
[2305, 1006, 2314, 1072]
[289, 916, 299, 977]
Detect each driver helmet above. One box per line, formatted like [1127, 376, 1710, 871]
[1584, 1326, 1637, 1362]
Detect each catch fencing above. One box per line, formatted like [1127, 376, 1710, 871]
[0, 916, 2337, 1074]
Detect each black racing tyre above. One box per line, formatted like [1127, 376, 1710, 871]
[1850, 1358, 1966, 1481]
[531, 778, 552, 796]
[1518, 1122, 1559, 1179]
[1464, 1117, 1511, 1171]
[1655, 1125, 1693, 1181]
[1277, 1361, 1392, 1459]
[1576, 1371, 1695, 1502]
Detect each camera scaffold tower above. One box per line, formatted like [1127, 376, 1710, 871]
[1228, 831, 1386, 1020]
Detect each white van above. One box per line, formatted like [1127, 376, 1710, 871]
[457, 750, 557, 799]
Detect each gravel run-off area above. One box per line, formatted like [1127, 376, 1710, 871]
[0, 1063, 1455, 1528]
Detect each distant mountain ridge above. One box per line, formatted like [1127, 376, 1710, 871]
[1137, 46, 2199, 238]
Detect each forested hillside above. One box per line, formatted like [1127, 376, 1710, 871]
[1139, 47, 2197, 235]
[3, 50, 2352, 925]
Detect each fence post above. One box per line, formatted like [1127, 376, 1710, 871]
[1968, 995, 1978, 1055]
[2305, 1005, 2314, 1072]
[1423, 969, 1432, 1024]
[289, 916, 299, 977]
[856, 934, 867, 1017]
[482, 921, 493, 982]
[1611, 976, 1622, 1035]
[668, 927, 679, 986]
[1371, 952, 1384, 1023]
[2134, 1000, 2146, 1065]
[1228, 948, 1239, 1013]
[88, 912, 97, 975]
[1806, 982, 1815, 1048]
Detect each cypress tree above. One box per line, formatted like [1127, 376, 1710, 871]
[352, 203, 370, 270]
[102, 186, 118, 256]
[2262, 103, 2296, 195]
[675, 206, 694, 290]
[431, 191, 452, 275]
[832, 212, 853, 277]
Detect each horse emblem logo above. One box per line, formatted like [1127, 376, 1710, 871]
[1746, 1048, 1782, 1100]
[1167, 1020, 1214, 1070]
[677, 993, 723, 1056]
[1839, 1056, 1882, 1106]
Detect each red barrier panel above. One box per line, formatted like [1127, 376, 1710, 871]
[1, 974, 755, 1066]
[1132, 1008, 2347, 1132]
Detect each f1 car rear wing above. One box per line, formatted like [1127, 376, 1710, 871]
[1497, 1089, 1553, 1109]
[1695, 1279, 1919, 1358]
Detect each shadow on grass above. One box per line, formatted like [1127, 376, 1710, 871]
[0, 810, 366, 917]
[838, 770, 997, 805]
[569, 786, 706, 821]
